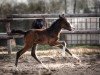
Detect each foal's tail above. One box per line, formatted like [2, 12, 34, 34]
[11, 29, 26, 35]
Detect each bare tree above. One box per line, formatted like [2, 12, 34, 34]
[73, 0, 77, 13]
[93, 0, 100, 13]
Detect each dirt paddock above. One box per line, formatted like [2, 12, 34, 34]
[0, 48, 100, 75]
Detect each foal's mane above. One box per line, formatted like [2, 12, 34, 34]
[46, 19, 61, 31]
[44, 18, 63, 36]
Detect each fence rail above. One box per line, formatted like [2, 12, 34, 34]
[61, 30, 100, 34]
[8, 13, 100, 18]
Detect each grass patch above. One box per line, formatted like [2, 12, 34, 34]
[12, 45, 100, 55]
[12, 44, 100, 51]
[68, 45, 100, 55]
[12, 45, 53, 51]
[67, 44, 100, 49]
[12, 45, 23, 51]
[10, 44, 100, 56]
[37, 45, 53, 50]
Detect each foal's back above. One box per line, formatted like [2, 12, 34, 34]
[25, 29, 58, 45]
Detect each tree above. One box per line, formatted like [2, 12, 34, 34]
[49, 0, 64, 13]
[27, 0, 45, 13]
[12, 3, 28, 14]
[73, 0, 77, 13]
[73, 0, 91, 13]
[93, 0, 100, 13]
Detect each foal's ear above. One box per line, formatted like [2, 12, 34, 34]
[59, 15, 64, 19]
[62, 14, 65, 17]
[62, 14, 66, 19]
[59, 14, 65, 19]
[59, 15, 62, 18]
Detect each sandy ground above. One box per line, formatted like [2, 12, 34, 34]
[0, 49, 100, 75]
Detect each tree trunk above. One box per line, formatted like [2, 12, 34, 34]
[73, 0, 77, 14]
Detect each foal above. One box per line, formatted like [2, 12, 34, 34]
[12, 15, 76, 66]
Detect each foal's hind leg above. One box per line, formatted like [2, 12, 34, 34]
[31, 44, 42, 63]
[31, 44, 49, 69]
[15, 44, 32, 66]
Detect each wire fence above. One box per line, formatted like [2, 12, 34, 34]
[61, 17, 100, 45]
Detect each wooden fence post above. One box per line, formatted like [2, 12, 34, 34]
[5, 21, 12, 55]
[99, 18, 100, 45]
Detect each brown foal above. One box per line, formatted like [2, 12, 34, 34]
[11, 15, 75, 66]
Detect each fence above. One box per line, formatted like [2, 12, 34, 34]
[61, 17, 100, 45]
[0, 13, 100, 54]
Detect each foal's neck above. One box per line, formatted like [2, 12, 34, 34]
[47, 19, 62, 36]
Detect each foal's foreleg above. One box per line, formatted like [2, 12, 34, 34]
[56, 41, 81, 62]
[52, 41, 72, 56]
[53, 41, 81, 62]
[57, 45, 72, 56]
[31, 44, 41, 63]
[58, 41, 66, 56]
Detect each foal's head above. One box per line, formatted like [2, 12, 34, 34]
[59, 15, 72, 31]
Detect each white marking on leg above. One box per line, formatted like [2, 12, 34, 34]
[72, 54, 81, 62]
[36, 44, 38, 51]
[62, 46, 65, 56]
[72, 54, 79, 59]
[62, 41, 66, 57]
[41, 62, 48, 69]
